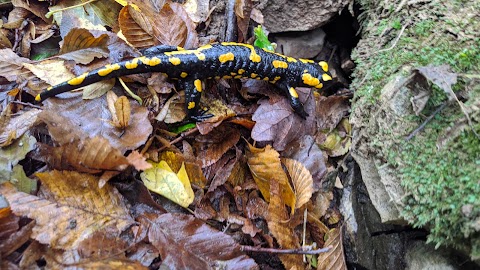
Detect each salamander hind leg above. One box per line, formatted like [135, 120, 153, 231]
[178, 79, 213, 122]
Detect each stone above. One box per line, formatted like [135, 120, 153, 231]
[258, 0, 351, 33]
[271, 28, 326, 59]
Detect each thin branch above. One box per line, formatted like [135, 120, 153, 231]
[240, 245, 332, 255]
[405, 102, 448, 141]
[11, 101, 43, 109]
[374, 22, 410, 55]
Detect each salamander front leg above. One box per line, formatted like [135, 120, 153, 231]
[276, 84, 309, 119]
[178, 79, 213, 122]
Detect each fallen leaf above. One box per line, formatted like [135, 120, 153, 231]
[282, 158, 314, 210]
[0, 109, 41, 147]
[252, 88, 315, 151]
[59, 28, 110, 65]
[196, 125, 240, 168]
[0, 171, 134, 250]
[246, 143, 296, 213]
[141, 161, 194, 207]
[316, 118, 352, 157]
[282, 135, 327, 191]
[138, 212, 258, 269]
[315, 95, 350, 131]
[119, 5, 156, 49]
[126, 151, 152, 171]
[416, 65, 457, 99]
[267, 180, 304, 270]
[317, 228, 347, 270]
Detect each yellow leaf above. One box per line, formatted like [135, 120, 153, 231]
[246, 143, 296, 213]
[141, 161, 194, 207]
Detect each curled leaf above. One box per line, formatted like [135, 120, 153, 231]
[282, 158, 314, 210]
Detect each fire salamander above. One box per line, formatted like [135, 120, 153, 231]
[36, 42, 333, 121]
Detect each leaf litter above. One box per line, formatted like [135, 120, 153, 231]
[0, 0, 353, 269]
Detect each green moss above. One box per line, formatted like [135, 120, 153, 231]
[351, 0, 480, 258]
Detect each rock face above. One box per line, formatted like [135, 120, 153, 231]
[271, 28, 326, 59]
[258, 0, 352, 33]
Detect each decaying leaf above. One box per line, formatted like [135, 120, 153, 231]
[252, 88, 315, 151]
[0, 48, 35, 82]
[59, 28, 110, 65]
[317, 228, 347, 270]
[416, 65, 457, 99]
[141, 161, 194, 207]
[282, 158, 314, 210]
[0, 171, 134, 250]
[196, 125, 240, 168]
[0, 135, 37, 192]
[316, 118, 352, 157]
[107, 91, 131, 129]
[315, 95, 350, 131]
[139, 212, 258, 269]
[246, 143, 296, 213]
[118, 5, 156, 49]
[267, 180, 304, 269]
[0, 109, 41, 147]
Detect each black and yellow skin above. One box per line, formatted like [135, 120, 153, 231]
[36, 42, 332, 121]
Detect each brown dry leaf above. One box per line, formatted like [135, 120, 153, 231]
[114, 96, 131, 128]
[156, 91, 186, 123]
[43, 94, 152, 152]
[0, 171, 134, 250]
[151, 2, 198, 48]
[0, 109, 41, 147]
[235, 0, 253, 42]
[126, 151, 152, 171]
[37, 136, 129, 174]
[416, 65, 457, 98]
[267, 180, 304, 269]
[283, 135, 327, 191]
[317, 228, 347, 270]
[3, 7, 30, 29]
[11, 0, 51, 24]
[196, 125, 240, 168]
[246, 143, 296, 213]
[315, 95, 350, 131]
[282, 158, 314, 210]
[159, 151, 207, 188]
[119, 5, 156, 49]
[139, 212, 258, 269]
[0, 48, 35, 82]
[59, 28, 110, 65]
[252, 88, 316, 151]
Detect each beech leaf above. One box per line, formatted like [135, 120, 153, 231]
[59, 28, 110, 65]
[0, 171, 134, 250]
[141, 161, 194, 207]
[317, 228, 347, 270]
[140, 212, 258, 270]
[246, 143, 296, 213]
[282, 158, 314, 210]
[267, 180, 304, 269]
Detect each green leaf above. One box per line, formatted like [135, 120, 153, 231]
[254, 25, 274, 51]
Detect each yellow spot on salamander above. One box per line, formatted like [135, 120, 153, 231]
[188, 101, 195, 109]
[194, 79, 202, 92]
[177, 46, 185, 51]
[315, 83, 324, 89]
[234, 75, 242, 79]
[302, 73, 320, 87]
[250, 51, 261, 62]
[322, 73, 332, 81]
[287, 57, 297, 62]
[231, 72, 237, 76]
[272, 60, 288, 69]
[299, 58, 314, 64]
[169, 57, 181, 65]
[35, 94, 41, 101]
[263, 77, 269, 81]
[271, 76, 282, 83]
[319, 61, 329, 72]
[98, 64, 121, 77]
[148, 57, 161, 66]
[223, 75, 233, 79]
[222, 42, 261, 63]
[180, 72, 188, 78]
[289, 87, 299, 98]
[195, 51, 206, 61]
[125, 58, 139, 69]
[219, 52, 235, 63]
[250, 73, 258, 78]
[68, 72, 89, 85]
[215, 76, 221, 80]
[238, 69, 245, 74]
[47, 86, 53, 91]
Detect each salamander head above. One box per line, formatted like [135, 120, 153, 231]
[299, 61, 333, 89]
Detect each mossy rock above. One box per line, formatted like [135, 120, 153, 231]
[350, 0, 480, 259]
